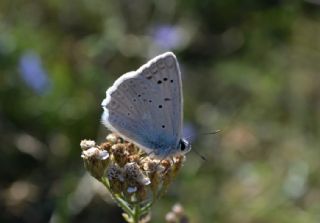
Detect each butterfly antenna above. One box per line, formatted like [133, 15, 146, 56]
[185, 129, 221, 141]
[204, 129, 222, 135]
[188, 129, 221, 161]
[192, 149, 207, 161]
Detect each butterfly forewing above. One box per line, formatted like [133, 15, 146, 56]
[102, 52, 183, 157]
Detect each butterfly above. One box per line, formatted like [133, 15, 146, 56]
[101, 52, 191, 158]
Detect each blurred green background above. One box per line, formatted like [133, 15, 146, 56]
[1, 0, 320, 222]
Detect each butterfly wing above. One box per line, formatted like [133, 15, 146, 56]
[101, 52, 183, 157]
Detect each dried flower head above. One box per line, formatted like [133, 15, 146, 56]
[172, 203, 184, 216]
[80, 139, 96, 150]
[107, 164, 124, 193]
[165, 212, 178, 223]
[80, 140, 109, 179]
[80, 134, 186, 223]
[165, 203, 189, 223]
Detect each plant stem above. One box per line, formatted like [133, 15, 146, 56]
[132, 204, 141, 223]
[100, 177, 153, 223]
[100, 177, 134, 217]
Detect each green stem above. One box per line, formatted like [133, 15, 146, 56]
[100, 177, 134, 217]
[100, 177, 154, 223]
[132, 204, 141, 223]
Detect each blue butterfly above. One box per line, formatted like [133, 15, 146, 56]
[101, 52, 190, 158]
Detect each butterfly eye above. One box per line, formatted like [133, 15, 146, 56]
[179, 139, 191, 153]
[179, 139, 186, 151]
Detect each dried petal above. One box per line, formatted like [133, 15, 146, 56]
[80, 140, 96, 150]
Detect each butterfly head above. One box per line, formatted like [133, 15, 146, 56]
[178, 138, 191, 155]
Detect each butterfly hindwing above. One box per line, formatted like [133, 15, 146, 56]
[102, 52, 183, 157]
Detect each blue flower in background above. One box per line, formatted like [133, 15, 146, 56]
[19, 51, 51, 94]
[151, 25, 182, 50]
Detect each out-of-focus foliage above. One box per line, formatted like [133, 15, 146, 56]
[1, 0, 320, 222]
